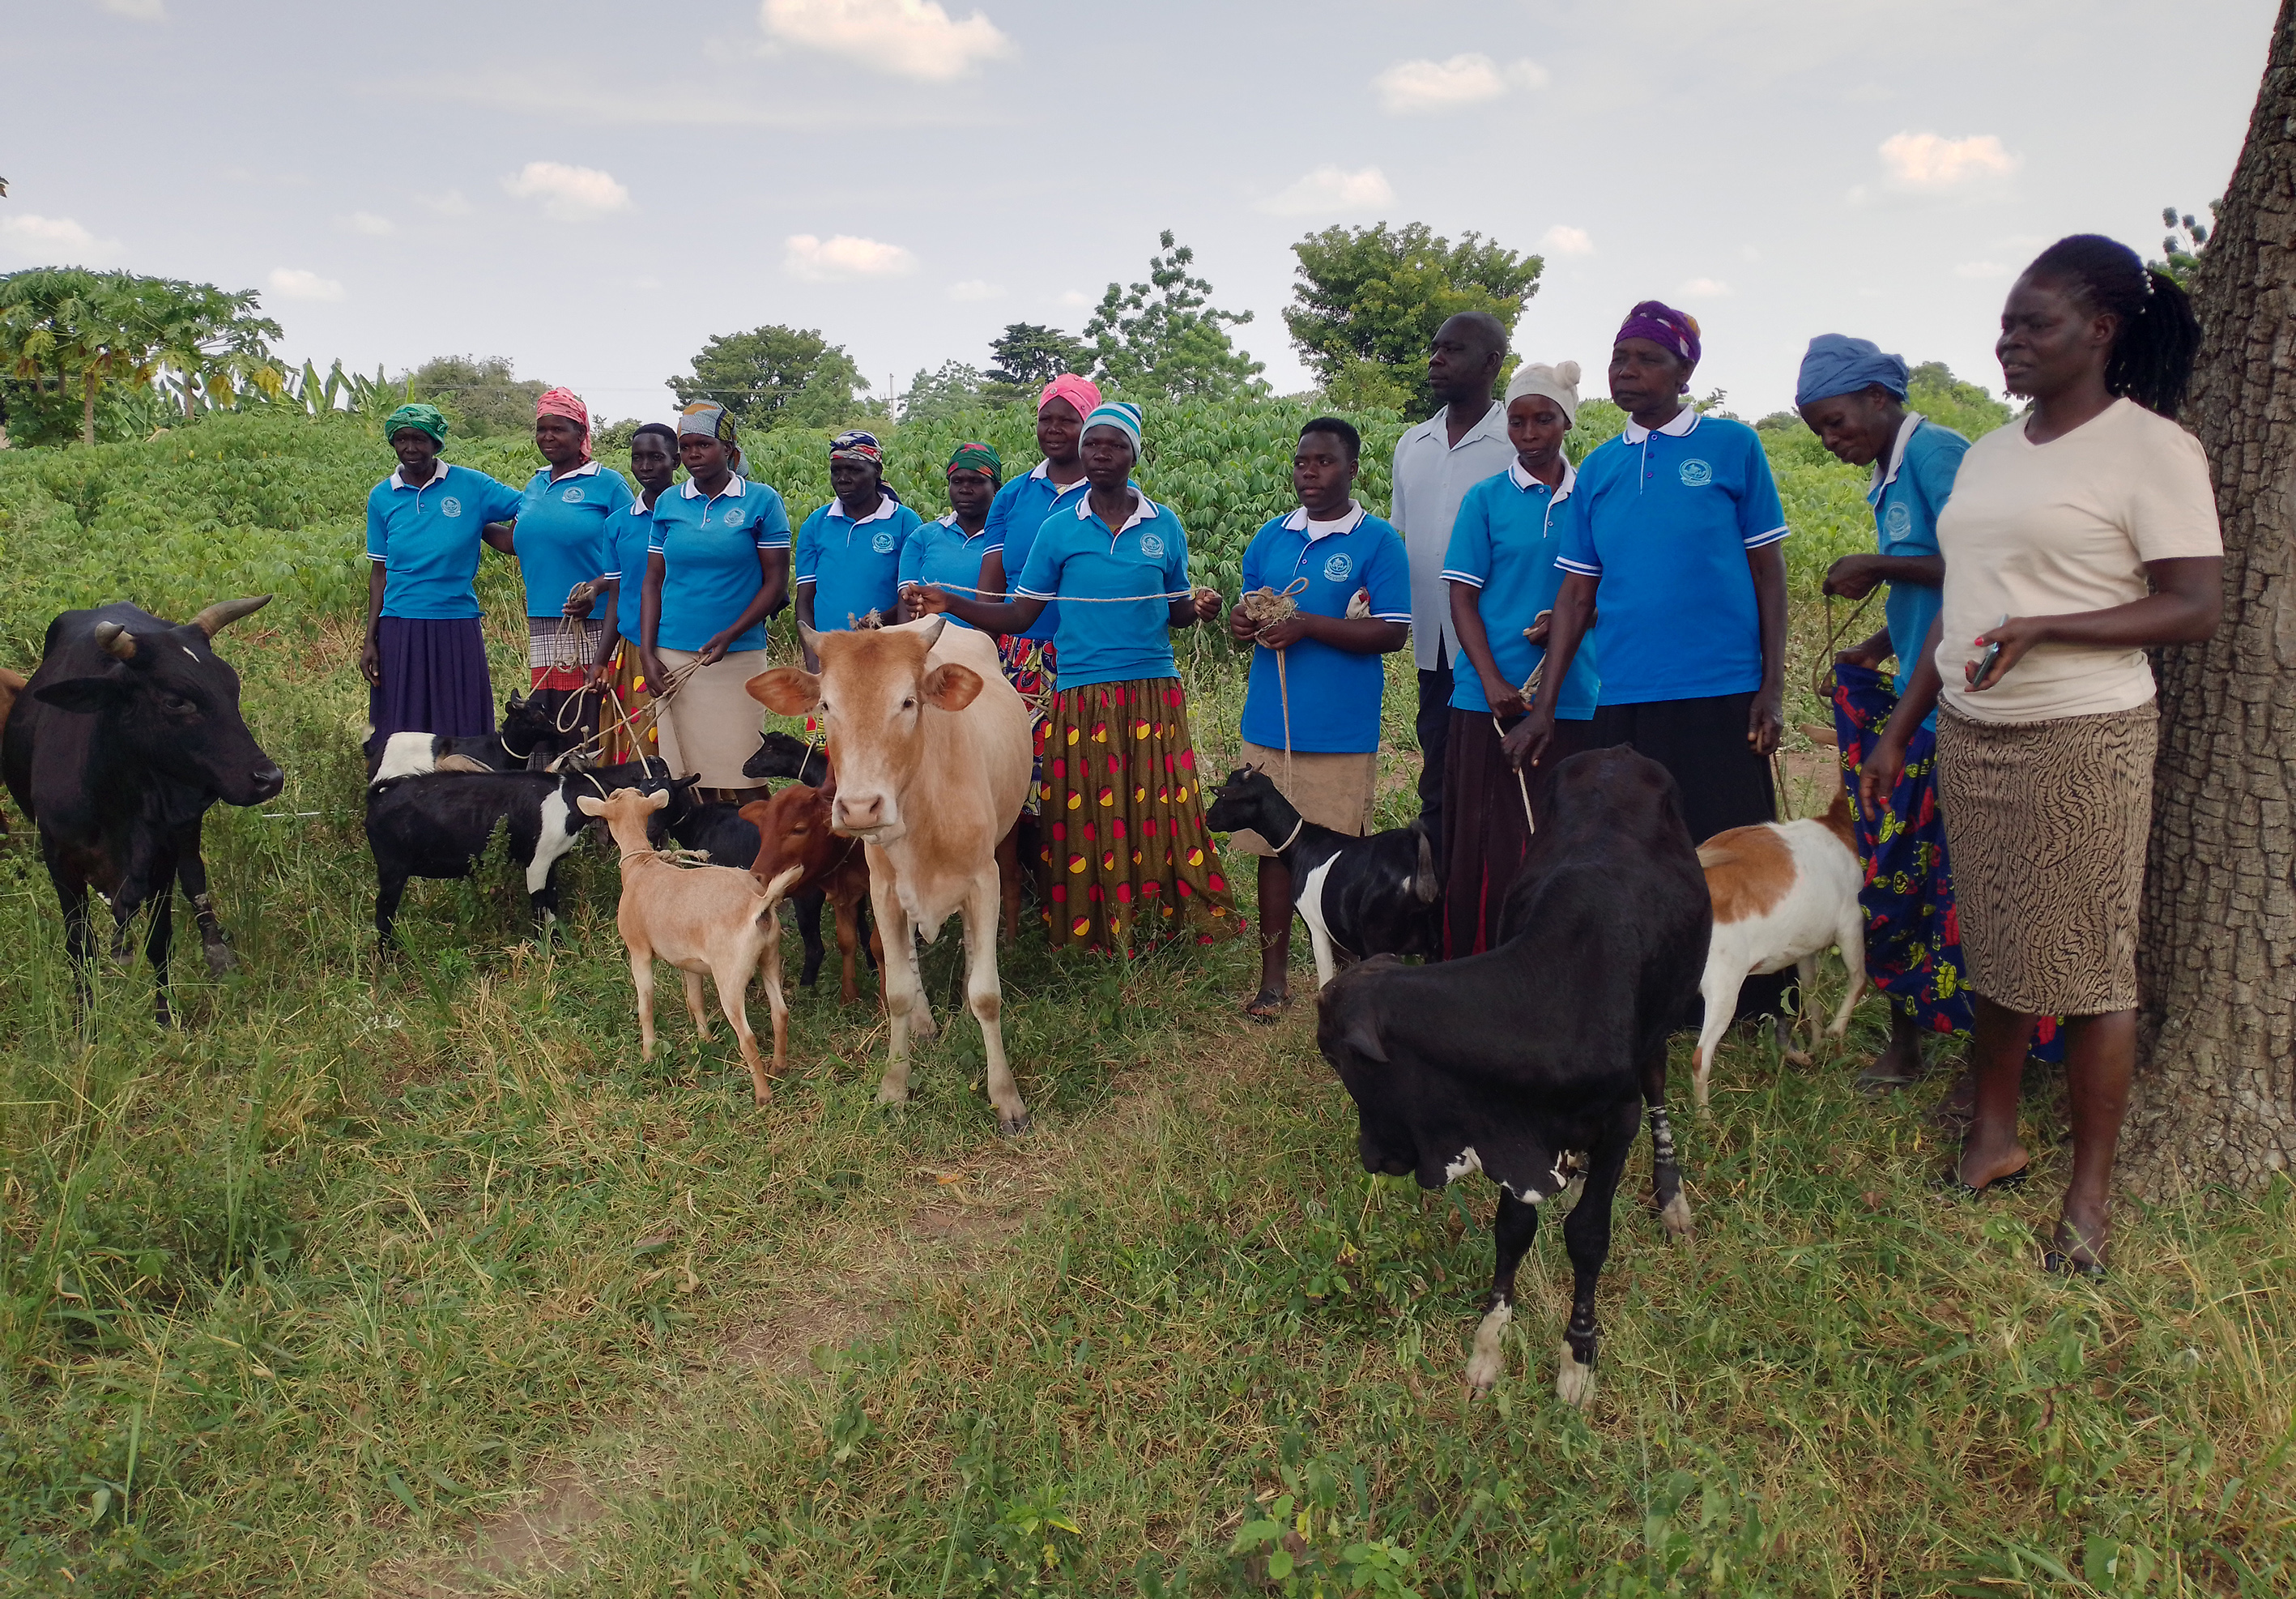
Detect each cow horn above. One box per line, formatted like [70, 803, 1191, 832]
[190, 595, 273, 637]
[93, 621, 137, 660]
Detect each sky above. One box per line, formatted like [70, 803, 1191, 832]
[2, 0, 2279, 424]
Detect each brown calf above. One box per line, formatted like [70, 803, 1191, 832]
[739, 784, 883, 1003]
[0, 667, 23, 836]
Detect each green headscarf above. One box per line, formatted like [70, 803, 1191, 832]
[947, 441, 1001, 481]
[385, 403, 448, 445]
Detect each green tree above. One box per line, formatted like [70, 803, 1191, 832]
[669, 325, 867, 431]
[2149, 203, 2218, 288]
[899, 360, 992, 421]
[1084, 231, 1267, 401]
[399, 355, 548, 438]
[0, 268, 164, 446]
[1905, 360, 2012, 438]
[985, 322, 1089, 389]
[130, 277, 286, 420]
[778, 346, 880, 430]
[1284, 222, 1541, 416]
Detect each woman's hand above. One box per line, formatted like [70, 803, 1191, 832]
[1859, 727, 1908, 821]
[1191, 587, 1223, 625]
[1836, 633, 1889, 669]
[1482, 672, 1526, 721]
[913, 584, 952, 616]
[359, 634, 381, 687]
[562, 586, 596, 620]
[1822, 554, 1882, 600]
[1966, 616, 2047, 691]
[1226, 604, 1259, 646]
[639, 649, 666, 691]
[698, 629, 736, 667]
[1501, 702, 1557, 770]
[1523, 608, 1553, 648]
[1747, 688, 1783, 757]
[1253, 615, 1307, 650]
[586, 659, 615, 693]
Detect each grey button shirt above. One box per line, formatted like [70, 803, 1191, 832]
[1389, 400, 1518, 670]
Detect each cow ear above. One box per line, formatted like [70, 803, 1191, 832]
[921, 663, 981, 712]
[748, 666, 818, 714]
[1342, 1015, 1390, 1064]
[33, 675, 126, 714]
[576, 794, 607, 817]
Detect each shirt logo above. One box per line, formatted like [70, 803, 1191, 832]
[871, 529, 897, 554]
[1139, 532, 1165, 559]
[1884, 502, 1912, 537]
[1677, 459, 1713, 487]
[561, 486, 586, 504]
[722, 509, 746, 528]
[1322, 552, 1354, 583]
[440, 497, 462, 518]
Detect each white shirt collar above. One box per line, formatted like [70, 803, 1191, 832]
[1280, 501, 1368, 540]
[389, 463, 449, 492]
[1871, 412, 1924, 494]
[935, 511, 988, 535]
[827, 492, 900, 527]
[1074, 488, 1158, 534]
[544, 458, 603, 480]
[679, 474, 748, 500]
[1408, 399, 1509, 450]
[1506, 459, 1578, 500]
[1621, 407, 1702, 444]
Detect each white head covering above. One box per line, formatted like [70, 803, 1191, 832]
[1503, 360, 1582, 427]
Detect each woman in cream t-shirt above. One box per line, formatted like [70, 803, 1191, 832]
[1861, 235, 2221, 1279]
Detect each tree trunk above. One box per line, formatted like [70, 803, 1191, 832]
[81, 375, 96, 446]
[2125, 0, 2296, 1196]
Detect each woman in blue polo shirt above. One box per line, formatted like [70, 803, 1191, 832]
[917, 401, 1237, 955]
[983, 374, 1098, 699]
[1222, 416, 1411, 1016]
[589, 421, 679, 765]
[1797, 335, 1974, 1087]
[898, 441, 1003, 625]
[794, 431, 922, 650]
[1508, 301, 1793, 1018]
[640, 402, 791, 800]
[513, 387, 631, 740]
[1442, 361, 1602, 959]
[359, 402, 524, 764]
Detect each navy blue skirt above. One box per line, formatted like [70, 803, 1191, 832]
[368, 616, 494, 755]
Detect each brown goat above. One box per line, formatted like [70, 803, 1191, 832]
[740, 784, 882, 1003]
[580, 787, 803, 1107]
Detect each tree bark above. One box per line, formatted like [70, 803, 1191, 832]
[2126, 0, 2296, 1196]
[81, 375, 96, 446]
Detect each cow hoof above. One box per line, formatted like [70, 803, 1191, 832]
[997, 1110, 1032, 1138]
[1555, 1343, 1595, 1408]
[874, 1083, 909, 1108]
[203, 942, 236, 979]
[1659, 1192, 1695, 1238]
[1464, 1303, 1511, 1395]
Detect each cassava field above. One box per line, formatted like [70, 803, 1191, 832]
[0, 401, 2290, 1597]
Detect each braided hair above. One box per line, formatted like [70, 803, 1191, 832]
[2024, 234, 2201, 420]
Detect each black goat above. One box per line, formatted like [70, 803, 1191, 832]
[1203, 764, 1438, 989]
[658, 770, 871, 991]
[742, 728, 829, 786]
[368, 692, 575, 783]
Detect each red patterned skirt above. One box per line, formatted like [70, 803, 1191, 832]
[998, 634, 1055, 815]
[1038, 676, 1241, 954]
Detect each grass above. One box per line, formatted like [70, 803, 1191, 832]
[1, 417, 2291, 1596]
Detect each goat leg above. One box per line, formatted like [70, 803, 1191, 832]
[794, 888, 827, 989]
[1467, 1188, 1540, 1396]
[1641, 1040, 1693, 1237]
[1556, 1099, 1640, 1409]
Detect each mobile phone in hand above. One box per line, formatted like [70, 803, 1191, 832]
[1968, 614, 2011, 689]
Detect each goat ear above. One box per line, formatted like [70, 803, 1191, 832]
[921, 663, 981, 712]
[576, 794, 607, 817]
[1411, 821, 1439, 903]
[748, 666, 817, 714]
[33, 674, 126, 714]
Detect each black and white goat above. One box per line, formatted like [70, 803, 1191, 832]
[368, 692, 575, 784]
[1203, 765, 1439, 988]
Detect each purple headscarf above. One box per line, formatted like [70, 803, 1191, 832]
[1615, 301, 1702, 389]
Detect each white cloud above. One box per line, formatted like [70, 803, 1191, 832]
[1058, 288, 1092, 308]
[947, 279, 1003, 301]
[99, 0, 166, 19]
[1955, 261, 2008, 279]
[1878, 132, 2017, 190]
[501, 161, 631, 221]
[419, 189, 475, 217]
[1678, 278, 1732, 298]
[761, 0, 1012, 82]
[784, 232, 918, 280]
[1540, 224, 1594, 256]
[1373, 53, 1546, 114]
[267, 267, 345, 302]
[0, 213, 126, 265]
[344, 211, 395, 237]
[1260, 164, 1394, 218]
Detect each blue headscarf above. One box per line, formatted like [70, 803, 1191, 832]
[1795, 335, 1909, 408]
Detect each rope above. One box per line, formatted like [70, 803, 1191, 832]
[1810, 589, 1880, 701]
[923, 582, 1208, 604]
[1496, 714, 1536, 837]
[1238, 578, 1310, 792]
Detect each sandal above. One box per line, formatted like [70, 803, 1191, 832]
[1940, 1160, 2030, 1198]
[2043, 1222, 2107, 1279]
[1244, 989, 1289, 1023]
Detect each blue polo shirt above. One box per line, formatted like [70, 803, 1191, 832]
[1237, 504, 1412, 753]
[647, 475, 792, 655]
[1014, 491, 1192, 690]
[1557, 410, 1788, 706]
[513, 461, 633, 619]
[364, 463, 526, 620]
[1442, 464, 1600, 720]
[1871, 414, 1966, 706]
[605, 495, 659, 645]
[897, 514, 1003, 629]
[795, 493, 924, 632]
[984, 463, 1091, 642]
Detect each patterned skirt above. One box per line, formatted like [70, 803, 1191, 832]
[1039, 676, 1242, 954]
[1935, 701, 2157, 1017]
[597, 637, 658, 767]
[999, 635, 1056, 815]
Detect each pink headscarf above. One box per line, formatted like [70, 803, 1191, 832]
[535, 387, 592, 461]
[1037, 373, 1101, 424]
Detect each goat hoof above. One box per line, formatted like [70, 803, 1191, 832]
[203, 942, 236, 979]
[1659, 1192, 1695, 1238]
[1464, 1303, 1510, 1395]
[1555, 1343, 1595, 1408]
[874, 1083, 909, 1108]
[1783, 1047, 1813, 1067]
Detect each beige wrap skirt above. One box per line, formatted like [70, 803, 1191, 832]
[651, 646, 768, 792]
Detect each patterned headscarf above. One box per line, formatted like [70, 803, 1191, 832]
[1615, 301, 1702, 389]
[1037, 373, 1101, 423]
[679, 400, 738, 445]
[1079, 399, 1144, 462]
[384, 402, 448, 445]
[829, 429, 884, 466]
[947, 441, 1001, 482]
[535, 386, 592, 462]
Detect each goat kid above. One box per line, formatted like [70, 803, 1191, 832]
[581, 787, 803, 1107]
[1203, 764, 1438, 988]
[368, 692, 571, 783]
[1690, 788, 1867, 1110]
[740, 784, 881, 1003]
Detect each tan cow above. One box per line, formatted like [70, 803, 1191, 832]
[748, 616, 1034, 1132]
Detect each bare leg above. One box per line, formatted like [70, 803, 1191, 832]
[1466, 1187, 1540, 1396]
[2054, 1008, 2135, 1270]
[1956, 993, 2035, 1188]
[1860, 1003, 1928, 1090]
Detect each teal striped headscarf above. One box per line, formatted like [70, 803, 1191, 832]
[1080, 400, 1144, 461]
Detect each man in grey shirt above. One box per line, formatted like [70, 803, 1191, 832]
[1388, 313, 1514, 856]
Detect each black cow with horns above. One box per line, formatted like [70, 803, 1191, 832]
[3, 598, 284, 1024]
[1316, 747, 1709, 1407]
